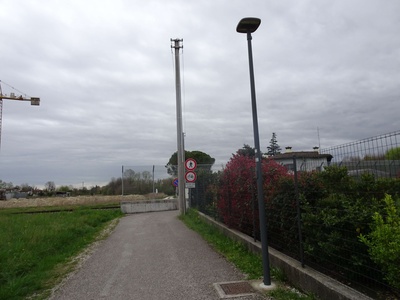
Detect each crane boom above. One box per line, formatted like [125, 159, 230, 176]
[0, 93, 40, 104]
[0, 82, 40, 150]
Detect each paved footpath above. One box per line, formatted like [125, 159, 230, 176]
[50, 210, 264, 300]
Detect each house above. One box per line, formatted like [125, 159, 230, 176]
[0, 188, 29, 200]
[269, 147, 333, 172]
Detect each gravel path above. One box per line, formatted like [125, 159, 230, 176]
[50, 210, 265, 300]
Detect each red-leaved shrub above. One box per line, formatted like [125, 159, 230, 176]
[217, 153, 289, 237]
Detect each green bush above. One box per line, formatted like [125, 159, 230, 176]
[359, 194, 400, 290]
[266, 175, 298, 254]
[319, 165, 353, 195]
[300, 167, 391, 280]
[210, 162, 400, 293]
[385, 147, 400, 160]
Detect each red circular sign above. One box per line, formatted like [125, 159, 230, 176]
[185, 158, 197, 171]
[185, 171, 197, 182]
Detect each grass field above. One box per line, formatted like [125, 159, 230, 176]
[0, 201, 123, 300]
[1, 196, 314, 300]
[0, 194, 158, 209]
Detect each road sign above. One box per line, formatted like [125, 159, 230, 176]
[185, 158, 197, 171]
[185, 171, 197, 182]
[172, 178, 179, 187]
[185, 182, 195, 188]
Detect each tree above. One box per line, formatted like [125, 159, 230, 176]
[266, 132, 281, 156]
[236, 144, 255, 157]
[123, 169, 136, 180]
[0, 180, 13, 189]
[57, 185, 72, 192]
[45, 181, 56, 192]
[385, 147, 400, 160]
[20, 183, 34, 192]
[165, 150, 215, 176]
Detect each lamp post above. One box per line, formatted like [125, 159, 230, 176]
[236, 17, 272, 287]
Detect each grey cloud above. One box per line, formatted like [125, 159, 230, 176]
[0, 0, 399, 187]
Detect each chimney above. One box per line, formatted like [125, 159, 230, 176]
[313, 146, 319, 153]
[285, 146, 292, 153]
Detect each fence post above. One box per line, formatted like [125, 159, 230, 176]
[228, 170, 232, 225]
[390, 160, 395, 177]
[293, 156, 305, 267]
[251, 169, 257, 242]
[121, 165, 124, 196]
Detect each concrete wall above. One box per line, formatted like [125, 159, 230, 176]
[121, 199, 178, 214]
[198, 212, 374, 300]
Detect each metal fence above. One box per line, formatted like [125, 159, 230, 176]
[189, 131, 400, 299]
[321, 130, 400, 178]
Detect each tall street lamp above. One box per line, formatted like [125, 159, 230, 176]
[236, 17, 272, 287]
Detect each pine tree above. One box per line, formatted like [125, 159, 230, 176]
[237, 144, 255, 157]
[266, 132, 281, 156]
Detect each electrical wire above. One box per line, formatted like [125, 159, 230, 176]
[181, 47, 186, 134]
[0, 80, 31, 98]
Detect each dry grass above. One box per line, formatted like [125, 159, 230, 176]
[0, 194, 167, 209]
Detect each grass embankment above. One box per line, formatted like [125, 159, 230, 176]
[180, 209, 316, 300]
[0, 206, 123, 300]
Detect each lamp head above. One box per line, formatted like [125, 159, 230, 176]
[236, 17, 261, 33]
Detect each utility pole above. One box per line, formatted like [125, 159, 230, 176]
[171, 38, 185, 214]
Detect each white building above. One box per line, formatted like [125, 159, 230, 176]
[270, 147, 333, 172]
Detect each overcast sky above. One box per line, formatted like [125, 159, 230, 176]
[0, 0, 399, 188]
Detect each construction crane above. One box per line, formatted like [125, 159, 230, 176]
[0, 80, 40, 150]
